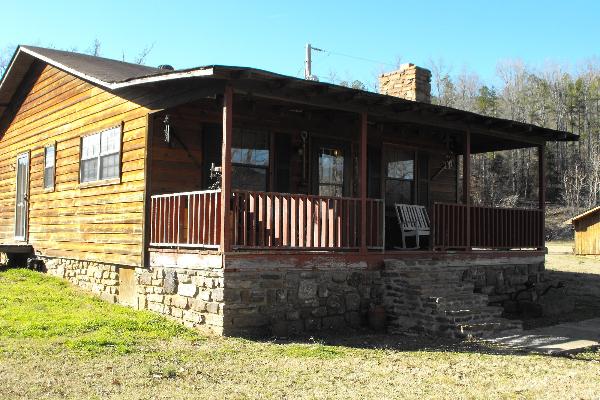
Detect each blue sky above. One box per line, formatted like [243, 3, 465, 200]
[2, 0, 599, 88]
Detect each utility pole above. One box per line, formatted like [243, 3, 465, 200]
[305, 43, 322, 81]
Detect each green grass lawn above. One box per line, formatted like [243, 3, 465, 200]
[1, 268, 599, 399]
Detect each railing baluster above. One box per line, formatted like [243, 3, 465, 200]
[298, 196, 305, 247]
[430, 202, 544, 251]
[283, 195, 289, 247]
[151, 190, 389, 251]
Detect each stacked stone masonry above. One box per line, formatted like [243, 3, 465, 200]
[379, 63, 432, 103]
[223, 265, 383, 336]
[383, 256, 545, 338]
[135, 265, 226, 334]
[43, 257, 120, 304]
[40, 252, 545, 339]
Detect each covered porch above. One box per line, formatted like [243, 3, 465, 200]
[142, 68, 565, 258]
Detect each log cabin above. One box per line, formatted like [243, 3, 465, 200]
[0, 46, 577, 337]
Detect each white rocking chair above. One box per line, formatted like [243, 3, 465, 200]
[394, 204, 431, 249]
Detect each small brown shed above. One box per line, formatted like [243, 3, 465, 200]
[572, 206, 600, 255]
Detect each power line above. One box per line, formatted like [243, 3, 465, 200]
[313, 46, 397, 68]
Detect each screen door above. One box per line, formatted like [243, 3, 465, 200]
[15, 152, 30, 241]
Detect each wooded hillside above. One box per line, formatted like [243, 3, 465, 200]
[428, 60, 600, 213]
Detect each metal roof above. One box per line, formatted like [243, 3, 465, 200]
[0, 45, 579, 147]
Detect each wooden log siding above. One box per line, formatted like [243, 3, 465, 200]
[232, 191, 385, 250]
[0, 65, 149, 266]
[432, 203, 544, 250]
[150, 190, 221, 248]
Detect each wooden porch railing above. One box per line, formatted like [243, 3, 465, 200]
[150, 190, 222, 248]
[232, 190, 385, 250]
[432, 202, 544, 250]
[149, 190, 385, 250]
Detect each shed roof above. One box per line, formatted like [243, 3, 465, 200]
[0, 45, 579, 149]
[572, 206, 600, 223]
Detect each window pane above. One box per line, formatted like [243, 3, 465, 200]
[232, 166, 267, 191]
[386, 149, 414, 179]
[82, 134, 100, 160]
[100, 153, 119, 179]
[232, 129, 269, 166]
[81, 158, 98, 182]
[44, 167, 55, 189]
[231, 149, 269, 166]
[388, 160, 414, 179]
[319, 148, 344, 187]
[45, 146, 55, 168]
[101, 128, 120, 155]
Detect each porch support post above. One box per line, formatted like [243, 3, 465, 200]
[360, 112, 368, 254]
[463, 128, 471, 250]
[220, 85, 233, 252]
[538, 144, 546, 248]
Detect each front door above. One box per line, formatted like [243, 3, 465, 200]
[15, 152, 30, 241]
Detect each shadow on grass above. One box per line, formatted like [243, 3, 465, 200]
[511, 269, 600, 330]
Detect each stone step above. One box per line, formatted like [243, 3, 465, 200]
[383, 261, 524, 339]
[442, 307, 505, 323]
[423, 295, 489, 309]
[391, 272, 465, 282]
[454, 318, 523, 339]
[445, 306, 504, 317]
[419, 285, 477, 296]
[419, 281, 475, 290]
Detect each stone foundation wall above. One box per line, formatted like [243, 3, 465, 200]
[222, 264, 384, 336]
[39, 252, 546, 338]
[42, 257, 120, 303]
[138, 251, 226, 334]
[135, 265, 225, 334]
[384, 255, 545, 302]
[461, 259, 545, 304]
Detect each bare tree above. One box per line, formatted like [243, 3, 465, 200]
[0, 44, 17, 79]
[133, 43, 155, 65]
[428, 57, 455, 106]
[85, 39, 101, 57]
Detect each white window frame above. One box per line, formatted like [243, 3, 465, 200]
[43, 143, 56, 191]
[79, 125, 122, 185]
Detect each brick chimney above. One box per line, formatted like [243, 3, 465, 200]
[379, 63, 432, 103]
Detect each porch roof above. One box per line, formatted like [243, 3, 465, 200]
[0, 46, 577, 152]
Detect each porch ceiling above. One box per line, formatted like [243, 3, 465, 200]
[206, 66, 577, 149]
